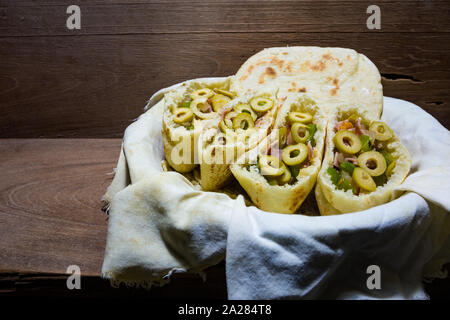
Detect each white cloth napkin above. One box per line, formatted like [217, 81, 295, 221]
[101, 83, 450, 299]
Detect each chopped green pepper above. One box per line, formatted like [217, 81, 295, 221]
[340, 161, 356, 175]
[373, 173, 387, 186]
[360, 134, 372, 152]
[338, 178, 353, 191]
[182, 100, 191, 108]
[327, 167, 341, 185]
[306, 123, 317, 146]
[380, 150, 393, 166]
[289, 165, 300, 180]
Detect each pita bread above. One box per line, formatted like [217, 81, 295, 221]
[316, 104, 411, 214]
[199, 90, 278, 190]
[231, 94, 327, 214]
[231, 46, 383, 119]
[162, 77, 232, 173]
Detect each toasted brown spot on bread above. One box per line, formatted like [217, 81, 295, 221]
[240, 65, 255, 81]
[270, 56, 284, 68]
[311, 60, 326, 71]
[300, 61, 311, 72]
[266, 67, 277, 76]
[284, 61, 293, 72]
[298, 87, 306, 93]
[258, 67, 277, 84]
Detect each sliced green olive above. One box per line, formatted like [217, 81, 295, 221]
[259, 155, 285, 176]
[281, 143, 308, 166]
[211, 94, 231, 112]
[291, 123, 310, 144]
[357, 151, 387, 177]
[190, 88, 214, 100]
[219, 120, 229, 133]
[215, 89, 235, 98]
[191, 99, 215, 119]
[173, 108, 193, 124]
[288, 112, 313, 124]
[233, 112, 254, 130]
[386, 160, 396, 177]
[277, 165, 291, 185]
[277, 127, 288, 149]
[250, 97, 274, 112]
[369, 121, 393, 141]
[352, 167, 376, 192]
[234, 103, 258, 121]
[333, 130, 362, 154]
[224, 111, 237, 128]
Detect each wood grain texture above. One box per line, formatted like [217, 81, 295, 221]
[0, 139, 118, 275]
[0, 1, 449, 138]
[0, 138, 227, 297]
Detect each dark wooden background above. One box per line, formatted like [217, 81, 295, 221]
[0, 1, 449, 299]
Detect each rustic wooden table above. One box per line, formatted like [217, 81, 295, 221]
[0, 1, 449, 298]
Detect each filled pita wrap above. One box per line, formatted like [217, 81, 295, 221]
[316, 104, 411, 214]
[231, 46, 383, 119]
[199, 90, 278, 190]
[162, 77, 234, 173]
[230, 94, 327, 214]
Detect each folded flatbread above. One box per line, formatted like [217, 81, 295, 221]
[231, 46, 383, 119]
[199, 90, 278, 190]
[230, 93, 327, 214]
[162, 77, 232, 173]
[315, 104, 411, 214]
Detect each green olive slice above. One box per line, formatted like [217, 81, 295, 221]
[250, 97, 274, 112]
[215, 89, 235, 98]
[357, 151, 387, 177]
[281, 143, 308, 166]
[219, 120, 229, 133]
[191, 99, 215, 119]
[386, 160, 396, 177]
[333, 130, 362, 154]
[234, 103, 258, 121]
[190, 88, 214, 100]
[211, 94, 231, 112]
[288, 112, 313, 124]
[277, 127, 288, 149]
[173, 108, 193, 124]
[224, 111, 237, 128]
[352, 167, 376, 192]
[369, 121, 393, 141]
[233, 112, 254, 130]
[277, 165, 291, 185]
[291, 123, 310, 144]
[259, 155, 285, 176]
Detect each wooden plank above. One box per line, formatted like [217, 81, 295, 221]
[0, 139, 119, 275]
[0, 32, 449, 138]
[0, 138, 228, 296]
[1, 1, 449, 36]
